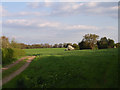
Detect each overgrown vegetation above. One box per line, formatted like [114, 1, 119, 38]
[0, 36, 25, 66]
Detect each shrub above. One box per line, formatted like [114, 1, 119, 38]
[2, 48, 14, 65]
[2, 48, 25, 66]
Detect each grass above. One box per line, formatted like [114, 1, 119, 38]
[24, 48, 66, 56]
[2, 59, 27, 78]
[3, 48, 118, 88]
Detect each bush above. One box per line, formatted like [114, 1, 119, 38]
[2, 48, 14, 65]
[2, 48, 25, 66]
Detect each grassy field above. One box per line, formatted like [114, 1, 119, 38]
[3, 48, 118, 88]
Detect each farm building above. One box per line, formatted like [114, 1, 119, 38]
[65, 45, 74, 51]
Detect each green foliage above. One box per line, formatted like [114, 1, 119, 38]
[1, 36, 11, 48]
[82, 34, 99, 49]
[3, 48, 118, 88]
[2, 48, 25, 66]
[97, 37, 108, 49]
[79, 34, 99, 50]
[72, 43, 79, 50]
[97, 37, 115, 49]
[2, 48, 14, 65]
[115, 43, 120, 48]
[1, 36, 25, 66]
[79, 40, 91, 50]
[108, 39, 114, 48]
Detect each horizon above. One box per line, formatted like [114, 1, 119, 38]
[5, 34, 119, 45]
[1, 2, 118, 44]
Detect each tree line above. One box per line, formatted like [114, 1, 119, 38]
[1, 34, 120, 50]
[79, 34, 120, 50]
[12, 34, 120, 50]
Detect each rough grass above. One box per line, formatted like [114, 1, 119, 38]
[3, 48, 118, 88]
[2, 59, 27, 78]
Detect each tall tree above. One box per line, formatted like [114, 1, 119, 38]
[108, 39, 114, 48]
[97, 37, 108, 49]
[82, 34, 99, 49]
[1, 36, 11, 48]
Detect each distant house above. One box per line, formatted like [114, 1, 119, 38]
[65, 45, 74, 51]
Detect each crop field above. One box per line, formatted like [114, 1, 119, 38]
[3, 48, 118, 88]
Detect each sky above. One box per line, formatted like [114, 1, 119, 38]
[0, 2, 118, 44]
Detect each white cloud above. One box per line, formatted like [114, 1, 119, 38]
[31, 2, 118, 18]
[37, 22, 60, 27]
[66, 25, 99, 30]
[3, 19, 62, 29]
[3, 2, 117, 18]
[5, 19, 34, 26]
[3, 18, 117, 32]
[15, 11, 48, 16]
[51, 2, 118, 18]
[87, 2, 98, 7]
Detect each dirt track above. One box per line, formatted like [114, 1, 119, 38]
[2, 56, 36, 85]
[2, 56, 31, 71]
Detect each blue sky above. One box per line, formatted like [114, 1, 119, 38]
[1, 2, 118, 44]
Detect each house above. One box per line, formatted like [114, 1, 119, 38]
[65, 45, 74, 51]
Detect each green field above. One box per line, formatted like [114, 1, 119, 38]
[3, 48, 118, 88]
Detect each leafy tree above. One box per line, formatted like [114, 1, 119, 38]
[108, 39, 114, 48]
[79, 40, 91, 50]
[97, 37, 115, 49]
[80, 34, 99, 49]
[1, 36, 11, 48]
[97, 37, 108, 49]
[1, 36, 25, 65]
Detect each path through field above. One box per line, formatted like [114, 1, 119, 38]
[2, 56, 31, 71]
[2, 56, 36, 85]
